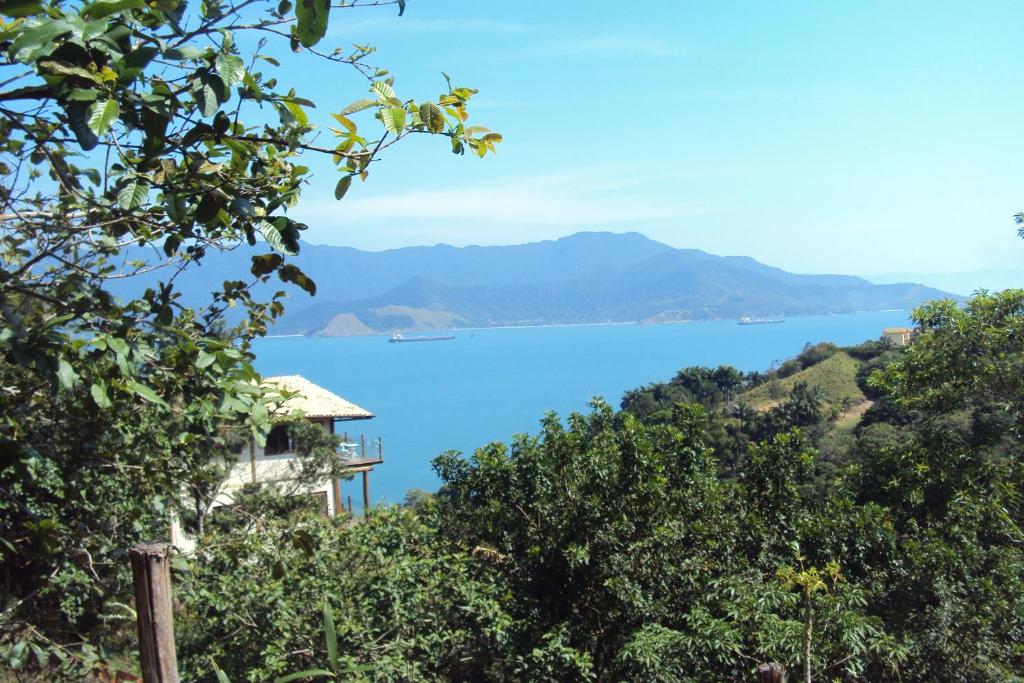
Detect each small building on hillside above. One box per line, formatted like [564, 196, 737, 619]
[882, 327, 914, 347]
[170, 375, 383, 550]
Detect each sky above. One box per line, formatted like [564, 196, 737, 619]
[269, 1, 1023, 276]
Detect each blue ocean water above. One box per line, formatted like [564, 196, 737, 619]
[251, 311, 912, 504]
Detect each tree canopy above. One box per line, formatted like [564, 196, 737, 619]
[0, 0, 499, 674]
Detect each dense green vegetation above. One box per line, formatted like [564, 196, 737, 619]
[0, 0, 496, 678]
[171, 292, 1024, 682]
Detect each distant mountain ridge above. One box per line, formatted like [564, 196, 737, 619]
[266, 232, 953, 335]
[112, 232, 955, 335]
[865, 268, 1024, 296]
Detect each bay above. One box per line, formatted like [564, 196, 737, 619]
[252, 310, 912, 504]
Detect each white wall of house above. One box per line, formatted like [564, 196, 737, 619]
[883, 330, 912, 346]
[170, 437, 339, 553]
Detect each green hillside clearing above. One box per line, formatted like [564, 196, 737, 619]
[741, 351, 866, 411]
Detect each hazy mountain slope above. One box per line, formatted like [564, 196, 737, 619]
[274, 238, 954, 335]
[108, 231, 672, 310]
[865, 268, 1024, 296]
[108, 232, 955, 335]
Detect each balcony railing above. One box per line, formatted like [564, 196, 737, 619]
[337, 433, 383, 468]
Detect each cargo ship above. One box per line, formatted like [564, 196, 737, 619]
[389, 332, 456, 343]
[738, 316, 785, 325]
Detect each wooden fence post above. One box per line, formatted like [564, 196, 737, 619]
[130, 542, 180, 683]
[362, 470, 370, 517]
[757, 662, 786, 683]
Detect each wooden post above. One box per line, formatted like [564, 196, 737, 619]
[347, 495, 352, 514]
[331, 477, 342, 517]
[360, 433, 366, 458]
[377, 436, 382, 461]
[130, 543, 180, 683]
[361, 470, 369, 517]
[757, 662, 786, 683]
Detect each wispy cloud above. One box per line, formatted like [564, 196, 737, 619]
[294, 167, 715, 248]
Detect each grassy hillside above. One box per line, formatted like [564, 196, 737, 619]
[741, 351, 866, 410]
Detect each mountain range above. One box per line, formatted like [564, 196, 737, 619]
[114, 232, 954, 335]
[864, 268, 1024, 296]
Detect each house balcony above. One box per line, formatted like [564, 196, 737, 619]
[336, 434, 384, 470]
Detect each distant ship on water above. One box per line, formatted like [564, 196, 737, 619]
[738, 316, 785, 325]
[389, 332, 456, 343]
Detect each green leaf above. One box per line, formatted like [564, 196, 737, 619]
[334, 175, 352, 201]
[339, 98, 377, 116]
[8, 641, 27, 669]
[281, 100, 308, 127]
[323, 602, 338, 669]
[380, 106, 406, 135]
[0, 1, 46, 18]
[56, 358, 77, 390]
[330, 113, 356, 133]
[251, 253, 284, 276]
[117, 178, 149, 210]
[195, 352, 217, 369]
[87, 99, 119, 136]
[273, 670, 334, 683]
[81, 0, 146, 20]
[211, 659, 231, 683]
[278, 264, 316, 295]
[370, 81, 395, 101]
[418, 102, 444, 134]
[66, 88, 101, 102]
[126, 380, 168, 408]
[195, 74, 228, 117]
[215, 54, 245, 87]
[90, 383, 111, 408]
[294, 0, 330, 48]
[259, 220, 298, 256]
[38, 60, 99, 81]
[107, 338, 129, 357]
[66, 102, 99, 151]
[11, 20, 73, 62]
[124, 45, 160, 72]
[164, 45, 204, 60]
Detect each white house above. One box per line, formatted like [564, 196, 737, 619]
[170, 375, 382, 550]
[882, 327, 914, 347]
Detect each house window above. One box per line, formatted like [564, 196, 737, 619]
[264, 424, 291, 455]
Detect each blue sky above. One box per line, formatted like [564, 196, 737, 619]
[277, 1, 1023, 275]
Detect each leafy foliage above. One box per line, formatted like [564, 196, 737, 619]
[178, 505, 515, 682]
[137, 292, 1024, 683]
[0, 0, 498, 675]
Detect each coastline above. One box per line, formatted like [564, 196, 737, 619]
[261, 309, 911, 340]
